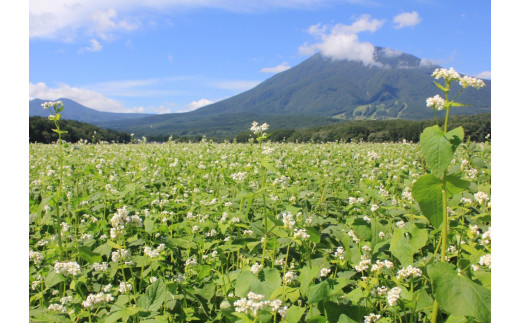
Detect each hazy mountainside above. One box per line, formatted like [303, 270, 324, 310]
[30, 47, 491, 138]
[187, 48, 490, 119]
[30, 98, 152, 124]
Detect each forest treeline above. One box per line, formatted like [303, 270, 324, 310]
[30, 113, 490, 144]
[29, 116, 131, 143]
[235, 113, 491, 143]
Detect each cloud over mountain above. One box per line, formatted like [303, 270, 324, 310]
[299, 14, 385, 65]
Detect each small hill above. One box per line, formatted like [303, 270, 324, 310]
[29, 116, 131, 143]
[30, 98, 152, 124]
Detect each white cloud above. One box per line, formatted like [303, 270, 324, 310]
[29, 81, 143, 113]
[419, 58, 437, 67]
[91, 8, 139, 40]
[29, 1, 376, 41]
[79, 39, 103, 53]
[299, 15, 385, 65]
[183, 98, 215, 112]
[260, 62, 291, 73]
[393, 11, 421, 29]
[475, 71, 491, 80]
[381, 48, 403, 57]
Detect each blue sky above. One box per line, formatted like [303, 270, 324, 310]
[29, 0, 491, 114]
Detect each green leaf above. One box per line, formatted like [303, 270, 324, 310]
[307, 280, 332, 304]
[450, 102, 470, 108]
[144, 217, 155, 234]
[146, 278, 166, 311]
[428, 262, 491, 323]
[389, 223, 428, 266]
[304, 226, 321, 243]
[163, 237, 189, 250]
[433, 81, 448, 93]
[284, 306, 306, 323]
[234, 270, 258, 298]
[412, 174, 444, 228]
[419, 125, 464, 177]
[45, 270, 64, 289]
[93, 242, 112, 257]
[78, 246, 103, 264]
[445, 175, 470, 197]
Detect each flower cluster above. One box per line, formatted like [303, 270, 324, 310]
[109, 206, 142, 239]
[143, 243, 165, 258]
[293, 228, 310, 240]
[396, 265, 423, 280]
[41, 100, 64, 110]
[426, 94, 446, 111]
[231, 172, 247, 182]
[81, 292, 114, 308]
[282, 211, 296, 229]
[387, 287, 402, 307]
[333, 246, 345, 261]
[48, 303, 67, 313]
[118, 281, 133, 293]
[250, 121, 269, 135]
[111, 249, 130, 263]
[479, 254, 491, 269]
[54, 261, 81, 276]
[370, 259, 394, 273]
[92, 262, 109, 272]
[364, 313, 381, 323]
[432, 67, 461, 82]
[233, 292, 286, 318]
[320, 267, 331, 277]
[459, 75, 486, 89]
[251, 262, 263, 275]
[355, 256, 372, 272]
[29, 250, 43, 267]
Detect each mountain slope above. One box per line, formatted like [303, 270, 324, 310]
[31, 47, 491, 138]
[29, 98, 152, 124]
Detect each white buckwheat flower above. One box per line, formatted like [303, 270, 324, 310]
[48, 303, 67, 313]
[479, 254, 491, 269]
[459, 75, 486, 89]
[320, 267, 331, 277]
[283, 271, 297, 284]
[364, 313, 381, 323]
[54, 261, 81, 276]
[333, 246, 345, 261]
[355, 256, 372, 272]
[92, 262, 109, 272]
[387, 287, 402, 307]
[29, 250, 43, 267]
[82, 292, 114, 308]
[426, 94, 446, 111]
[111, 249, 130, 263]
[396, 265, 423, 280]
[251, 262, 263, 275]
[293, 228, 310, 240]
[118, 281, 133, 293]
[282, 211, 296, 229]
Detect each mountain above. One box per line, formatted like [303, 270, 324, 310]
[29, 98, 152, 124]
[30, 47, 491, 138]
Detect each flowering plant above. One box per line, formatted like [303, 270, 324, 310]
[412, 68, 490, 322]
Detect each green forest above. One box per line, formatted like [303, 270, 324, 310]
[30, 113, 490, 144]
[29, 116, 131, 144]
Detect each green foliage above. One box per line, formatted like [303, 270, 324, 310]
[420, 126, 464, 177]
[29, 116, 131, 143]
[428, 263, 491, 322]
[29, 138, 491, 322]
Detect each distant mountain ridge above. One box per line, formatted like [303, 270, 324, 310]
[30, 47, 491, 138]
[29, 98, 152, 124]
